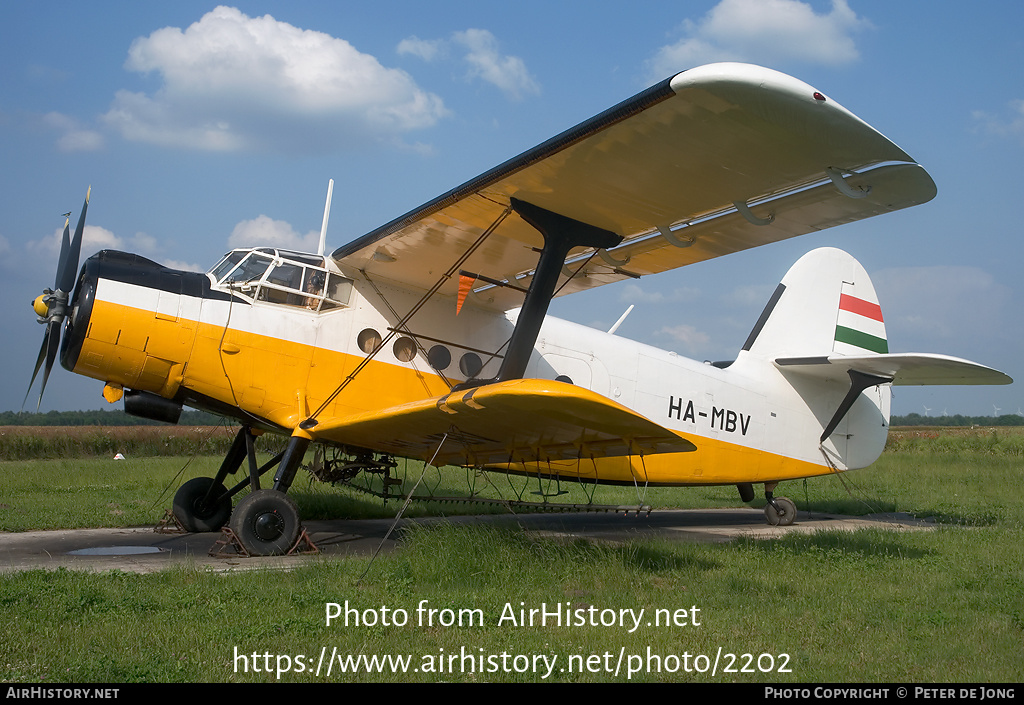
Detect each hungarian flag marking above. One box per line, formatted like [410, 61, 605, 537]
[835, 292, 887, 354]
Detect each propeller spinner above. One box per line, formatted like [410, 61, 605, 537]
[25, 187, 90, 409]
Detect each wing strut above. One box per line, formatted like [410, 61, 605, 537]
[456, 198, 621, 389]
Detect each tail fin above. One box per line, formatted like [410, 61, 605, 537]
[747, 247, 1010, 387]
[743, 247, 885, 359]
[741, 247, 1010, 471]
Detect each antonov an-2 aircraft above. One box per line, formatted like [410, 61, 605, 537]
[29, 64, 1010, 556]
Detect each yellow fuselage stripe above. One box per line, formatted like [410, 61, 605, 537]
[75, 298, 831, 486]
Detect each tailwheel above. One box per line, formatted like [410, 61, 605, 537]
[230, 489, 301, 556]
[764, 496, 797, 526]
[172, 477, 232, 532]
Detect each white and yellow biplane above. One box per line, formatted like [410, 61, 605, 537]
[29, 64, 1010, 555]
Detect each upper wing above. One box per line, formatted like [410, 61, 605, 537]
[332, 63, 936, 312]
[308, 379, 695, 467]
[775, 353, 1013, 386]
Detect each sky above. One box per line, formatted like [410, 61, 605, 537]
[2, 0, 1022, 417]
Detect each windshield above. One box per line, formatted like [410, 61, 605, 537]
[210, 249, 352, 311]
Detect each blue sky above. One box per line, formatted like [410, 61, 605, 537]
[2, 1, 1022, 417]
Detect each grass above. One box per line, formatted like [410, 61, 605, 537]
[1, 426, 1023, 682]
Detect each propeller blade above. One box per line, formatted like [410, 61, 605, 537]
[23, 326, 52, 408]
[23, 321, 61, 411]
[59, 187, 90, 294]
[54, 219, 71, 290]
[36, 320, 62, 410]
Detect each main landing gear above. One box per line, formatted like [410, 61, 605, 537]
[230, 489, 302, 556]
[172, 426, 310, 556]
[736, 481, 798, 526]
[762, 482, 797, 526]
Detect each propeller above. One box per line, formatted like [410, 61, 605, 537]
[25, 187, 90, 409]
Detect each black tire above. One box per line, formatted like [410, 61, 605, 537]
[764, 496, 797, 527]
[230, 489, 300, 556]
[173, 477, 231, 532]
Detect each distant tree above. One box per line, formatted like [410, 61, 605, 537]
[890, 413, 1023, 427]
[0, 408, 230, 427]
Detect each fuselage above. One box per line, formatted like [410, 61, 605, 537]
[61, 247, 889, 487]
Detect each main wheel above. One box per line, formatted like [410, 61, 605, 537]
[173, 477, 232, 532]
[230, 489, 300, 556]
[764, 496, 797, 527]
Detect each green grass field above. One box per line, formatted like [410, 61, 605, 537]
[1, 427, 1022, 682]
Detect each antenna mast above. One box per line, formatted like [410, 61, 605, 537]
[317, 179, 334, 256]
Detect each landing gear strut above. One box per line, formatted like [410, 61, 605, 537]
[763, 482, 797, 526]
[171, 426, 311, 556]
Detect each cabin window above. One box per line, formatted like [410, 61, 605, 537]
[393, 337, 417, 363]
[428, 345, 451, 370]
[259, 264, 352, 311]
[319, 273, 353, 311]
[256, 262, 302, 305]
[358, 328, 382, 354]
[460, 352, 483, 378]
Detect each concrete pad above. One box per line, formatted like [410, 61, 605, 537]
[0, 508, 935, 575]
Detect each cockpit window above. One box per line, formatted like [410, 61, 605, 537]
[211, 248, 352, 312]
[209, 251, 246, 282]
[224, 253, 273, 286]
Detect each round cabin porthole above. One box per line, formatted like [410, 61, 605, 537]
[427, 345, 451, 370]
[555, 375, 574, 385]
[357, 328, 381, 354]
[459, 352, 483, 378]
[393, 336, 417, 363]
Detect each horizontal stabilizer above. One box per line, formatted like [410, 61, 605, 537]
[775, 353, 1012, 386]
[309, 379, 695, 467]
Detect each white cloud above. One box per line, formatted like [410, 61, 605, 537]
[103, 6, 447, 153]
[228, 215, 319, 251]
[655, 323, 711, 354]
[618, 282, 700, 305]
[43, 112, 104, 152]
[26, 224, 199, 272]
[648, 0, 870, 78]
[726, 283, 775, 308]
[619, 282, 666, 304]
[397, 36, 445, 62]
[972, 99, 1024, 144]
[29, 224, 123, 261]
[453, 29, 539, 101]
[163, 259, 205, 273]
[398, 28, 539, 101]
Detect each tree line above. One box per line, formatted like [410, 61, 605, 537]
[890, 413, 1023, 427]
[0, 408, 228, 426]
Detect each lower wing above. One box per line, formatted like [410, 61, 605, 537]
[308, 379, 695, 467]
